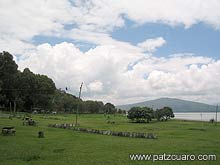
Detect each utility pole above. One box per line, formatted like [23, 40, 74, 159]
[215, 104, 218, 126]
[75, 82, 83, 127]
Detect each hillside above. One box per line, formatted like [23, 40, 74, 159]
[117, 98, 217, 112]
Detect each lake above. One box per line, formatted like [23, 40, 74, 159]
[174, 112, 220, 121]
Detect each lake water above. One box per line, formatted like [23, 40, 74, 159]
[174, 112, 220, 121]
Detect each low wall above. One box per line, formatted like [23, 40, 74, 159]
[48, 123, 157, 139]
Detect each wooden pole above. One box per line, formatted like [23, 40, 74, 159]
[75, 82, 83, 127]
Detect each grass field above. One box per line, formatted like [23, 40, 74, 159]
[0, 113, 220, 165]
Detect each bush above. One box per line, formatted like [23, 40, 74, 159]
[38, 131, 44, 138]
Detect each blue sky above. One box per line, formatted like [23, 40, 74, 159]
[112, 21, 220, 59]
[33, 36, 97, 52]
[33, 20, 220, 59]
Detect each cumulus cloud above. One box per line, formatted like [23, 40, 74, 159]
[68, 0, 220, 32]
[1, 0, 220, 51]
[17, 42, 143, 101]
[0, 0, 73, 54]
[137, 37, 166, 52]
[113, 0, 220, 29]
[88, 80, 103, 92]
[17, 42, 220, 105]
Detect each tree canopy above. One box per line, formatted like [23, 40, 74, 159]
[127, 106, 174, 123]
[154, 106, 175, 121]
[127, 106, 152, 123]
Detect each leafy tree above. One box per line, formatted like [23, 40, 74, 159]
[117, 108, 122, 114]
[140, 106, 154, 120]
[82, 100, 104, 113]
[155, 106, 174, 121]
[0, 80, 5, 107]
[52, 89, 79, 113]
[104, 102, 116, 114]
[127, 107, 151, 123]
[18, 68, 56, 112]
[97, 101, 104, 113]
[0, 51, 19, 111]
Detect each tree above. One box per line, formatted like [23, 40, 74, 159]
[0, 80, 4, 107]
[0, 51, 19, 112]
[18, 68, 56, 112]
[127, 107, 151, 123]
[52, 89, 79, 113]
[141, 106, 154, 120]
[117, 108, 122, 114]
[104, 103, 116, 114]
[82, 100, 104, 114]
[0, 80, 2, 90]
[97, 101, 104, 113]
[155, 106, 174, 121]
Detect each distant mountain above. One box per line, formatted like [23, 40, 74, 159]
[117, 98, 217, 112]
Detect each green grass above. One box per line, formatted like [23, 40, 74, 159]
[0, 113, 220, 164]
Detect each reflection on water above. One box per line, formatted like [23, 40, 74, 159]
[174, 112, 220, 121]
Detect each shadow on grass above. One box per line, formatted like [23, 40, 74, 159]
[188, 128, 206, 131]
[22, 154, 41, 161]
[53, 148, 65, 153]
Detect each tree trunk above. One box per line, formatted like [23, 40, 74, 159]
[13, 100, 16, 113]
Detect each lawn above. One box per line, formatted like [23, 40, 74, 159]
[0, 113, 219, 165]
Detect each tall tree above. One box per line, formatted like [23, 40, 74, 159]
[155, 106, 174, 121]
[127, 106, 151, 123]
[18, 68, 56, 112]
[104, 102, 116, 114]
[0, 51, 19, 111]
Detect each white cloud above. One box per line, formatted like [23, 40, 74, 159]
[137, 37, 166, 52]
[88, 80, 103, 92]
[0, 0, 73, 53]
[113, 0, 220, 29]
[1, 0, 220, 46]
[17, 42, 220, 105]
[0, 0, 220, 54]
[69, 0, 220, 31]
[0, 38, 35, 55]
[0, 0, 72, 40]
[70, 0, 124, 32]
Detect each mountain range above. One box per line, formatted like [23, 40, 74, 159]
[117, 98, 217, 112]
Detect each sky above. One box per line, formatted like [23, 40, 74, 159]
[1, 0, 220, 105]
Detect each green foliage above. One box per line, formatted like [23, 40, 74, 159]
[52, 89, 79, 113]
[155, 106, 175, 121]
[127, 106, 152, 123]
[127, 106, 174, 123]
[17, 68, 56, 111]
[0, 51, 19, 110]
[140, 106, 154, 120]
[82, 100, 104, 113]
[104, 102, 116, 114]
